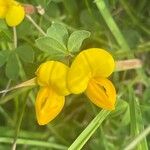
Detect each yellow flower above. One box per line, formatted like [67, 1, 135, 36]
[67, 48, 116, 110]
[35, 61, 70, 125]
[0, 0, 25, 26]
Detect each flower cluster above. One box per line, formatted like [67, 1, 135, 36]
[36, 48, 116, 125]
[0, 0, 25, 26]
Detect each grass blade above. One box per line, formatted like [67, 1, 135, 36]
[94, 0, 130, 51]
[128, 86, 148, 150]
[124, 126, 150, 150]
[68, 109, 110, 150]
[0, 137, 67, 150]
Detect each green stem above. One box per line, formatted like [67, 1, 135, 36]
[0, 137, 67, 150]
[13, 27, 17, 48]
[26, 15, 46, 36]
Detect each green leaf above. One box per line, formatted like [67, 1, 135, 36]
[0, 51, 9, 67]
[36, 37, 68, 57]
[47, 22, 69, 46]
[16, 44, 34, 63]
[68, 110, 110, 150]
[67, 30, 90, 53]
[6, 52, 19, 80]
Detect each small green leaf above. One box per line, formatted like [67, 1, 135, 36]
[0, 51, 9, 67]
[36, 37, 68, 57]
[47, 22, 69, 47]
[16, 44, 34, 63]
[6, 52, 19, 80]
[67, 30, 90, 53]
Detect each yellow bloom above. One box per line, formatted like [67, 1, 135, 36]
[67, 48, 116, 110]
[35, 61, 70, 125]
[0, 0, 25, 26]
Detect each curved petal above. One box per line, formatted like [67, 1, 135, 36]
[5, 2, 25, 26]
[35, 87, 65, 125]
[36, 61, 70, 95]
[67, 48, 115, 94]
[86, 78, 116, 110]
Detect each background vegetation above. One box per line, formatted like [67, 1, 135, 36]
[0, 0, 150, 149]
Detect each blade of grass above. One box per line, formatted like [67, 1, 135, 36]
[0, 127, 48, 139]
[0, 137, 67, 150]
[128, 86, 148, 150]
[124, 126, 150, 150]
[0, 106, 13, 125]
[68, 109, 110, 150]
[11, 92, 29, 150]
[94, 0, 130, 51]
[120, 0, 150, 35]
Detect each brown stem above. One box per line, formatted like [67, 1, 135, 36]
[115, 59, 142, 71]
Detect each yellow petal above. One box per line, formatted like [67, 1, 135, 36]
[0, 0, 11, 18]
[5, 2, 25, 26]
[86, 78, 116, 110]
[0, 0, 9, 5]
[0, 6, 7, 18]
[67, 53, 92, 94]
[35, 87, 65, 125]
[36, 61, 70, 96]
[67, 48, 115, 94]
[0, 0, 13, 4]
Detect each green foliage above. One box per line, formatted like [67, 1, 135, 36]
[6, 52, 19, 80]
[0, 51, 9, 67]
[36, 37, 68, 57]
[36, 23, 91, 58]
[47, 22, 69, 46]
[67, 30, 91, 53]
[16, 44, 34, 63]
[0, 0, 150, 149]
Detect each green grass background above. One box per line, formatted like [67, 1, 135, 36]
[0, 0, 150, 149]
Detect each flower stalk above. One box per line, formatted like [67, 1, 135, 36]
[0, 59, 142, 94]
